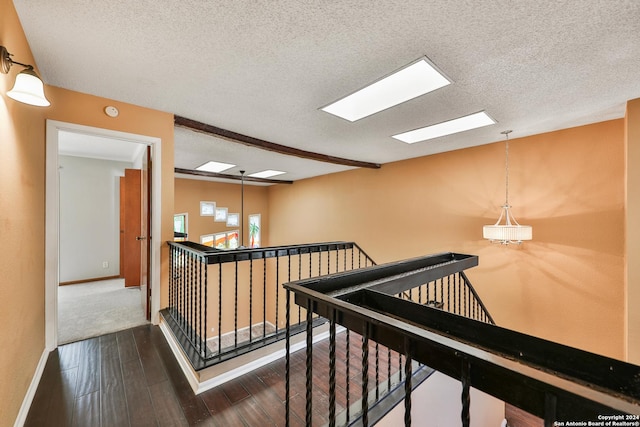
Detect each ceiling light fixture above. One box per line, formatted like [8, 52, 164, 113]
[249, 170, 286, 179]
[321, 57, 451, 122]
[0, 45, 50, 107]
[392, 111, 495, 144]
[196, 161, 236, 173]
[483, 130, 532, 245]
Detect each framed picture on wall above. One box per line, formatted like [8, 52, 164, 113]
[214, 207, 228, 222]
[200, 201, 216, 216]
[227, 213, 239, 227]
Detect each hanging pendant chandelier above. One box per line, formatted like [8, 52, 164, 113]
[483, 130, 532, 244]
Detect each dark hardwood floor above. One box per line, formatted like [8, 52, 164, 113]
[24, 324, 403, 426]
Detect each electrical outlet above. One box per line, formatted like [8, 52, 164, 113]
[102, 261, 109, 269]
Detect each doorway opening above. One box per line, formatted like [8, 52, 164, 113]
[45, 120, 162, 350]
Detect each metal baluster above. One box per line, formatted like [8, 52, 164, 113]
[346, 329, 351, 422]
[197, 256, 201, 355]
[375, 342, 380, 400]
[275, 255, 280, 334]
[169, 247, 173, 313]
[361, 325, 369, 427]
[440, 278, 444, 309]
[183, 255, 193, 342]
[263, 257, 267, 339]
[351, 247, 354, 270]
[305, 300, 313, 427]
[463, 275, 467, 318]
[249, 258, 253, 342]
[329, 309, 336, 427]
[461, 360, 471, 427]
[178, 247, 183, 320]
[234, 259, 238, 348]
[343, 247, 347, 272]
[388, 346, 392, 391]
[404, 339, 413, 427]
[285, 289, 291, 427]
[217, 262, 221, 355]
[447, 275, 451, 312]
[454, 273, 459, 315]
[298, 254, 302, 324]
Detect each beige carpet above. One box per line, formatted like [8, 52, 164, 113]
[58, 279, 149, 344]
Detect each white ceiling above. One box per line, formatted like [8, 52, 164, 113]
[13, 1, 640, 183]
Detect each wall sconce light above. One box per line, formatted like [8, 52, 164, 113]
[1, 45, 50, 107]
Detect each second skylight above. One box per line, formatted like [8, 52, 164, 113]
[321, 57, 451, 122]
[196, 161, 236, 173]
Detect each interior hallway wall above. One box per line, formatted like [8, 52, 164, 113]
[59, 155, 132, 282]
[268, 119, 625, 360]
[0, 0, 47, 424]
[1, 0, 175, 423]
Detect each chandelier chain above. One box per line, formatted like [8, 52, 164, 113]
[502, 130, 512, 206]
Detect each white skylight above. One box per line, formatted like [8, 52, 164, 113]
[392, 111, 496, 144]
[196, 161, 236, 173]
[321, 57, 451, 122]
[249, 170, 286, 179]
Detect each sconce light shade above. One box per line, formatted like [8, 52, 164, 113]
[1, 45, 50, 107]
[7, 67, 50, 107]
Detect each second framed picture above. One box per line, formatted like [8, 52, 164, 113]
[214, 207, 228, 222]
[226, 213, 239, 227]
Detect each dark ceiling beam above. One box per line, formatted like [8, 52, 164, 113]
[174, 115, 381, 169]
[175, 167, 293, 184]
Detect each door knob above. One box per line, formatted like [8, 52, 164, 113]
[136, 236, 147, 241]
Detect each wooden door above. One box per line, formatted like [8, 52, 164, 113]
[121, 169, 141, 287]
[140, 147, 151, 320]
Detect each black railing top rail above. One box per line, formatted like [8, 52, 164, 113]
[283, 253, 640, 420]
[289, 252, 477, 297]
[167, 240, 374, 265]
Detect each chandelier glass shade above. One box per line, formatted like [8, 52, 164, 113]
[483, 131, 532, 245]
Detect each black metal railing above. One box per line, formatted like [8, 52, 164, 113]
[162, 241, 375, 369]
[284, 252, 640, 426]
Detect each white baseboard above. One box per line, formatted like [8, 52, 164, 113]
[14, 348, 50, 427]
[159, 320, 201, 393]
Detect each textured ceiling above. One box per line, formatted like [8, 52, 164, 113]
[13, 0, 640, 183]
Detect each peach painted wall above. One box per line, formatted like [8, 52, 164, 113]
[0, 1, 48, 425]
[268, 120, 625, 359]
[174, 178, 269, 248]
[174, 178, 270, 336]
[625, 98, 640, 364]
[1, 0, 175, 423]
